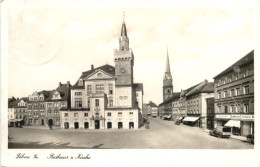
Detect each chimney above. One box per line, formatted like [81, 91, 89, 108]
[67, 81, 70, 87]
[91, 64, 94, 70]
[59, 82, 62, 88]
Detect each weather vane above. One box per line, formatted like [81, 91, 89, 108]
[123, 11, 125, 22]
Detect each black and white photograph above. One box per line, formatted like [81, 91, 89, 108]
[1, 0, 260, 166]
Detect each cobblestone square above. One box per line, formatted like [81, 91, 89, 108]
[8, 118, 253, 149]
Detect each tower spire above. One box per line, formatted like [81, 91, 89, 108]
[121, 15, 127, 37]
[165, 48, 171, 73]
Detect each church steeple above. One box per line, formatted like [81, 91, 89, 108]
[165, 48, 171, 73]
[163, 48, 173, 101]
[119, 13, 129, 51]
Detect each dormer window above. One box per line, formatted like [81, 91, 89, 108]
[78, 79, 83, 86]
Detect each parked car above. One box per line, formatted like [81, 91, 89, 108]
[247, 134, 254, 144]
[163, 115, 172, 120]
[209, 126, 231, 138]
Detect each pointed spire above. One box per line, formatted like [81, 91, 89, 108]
[121, 12, 127, 37]
[165, 48, 171, 73]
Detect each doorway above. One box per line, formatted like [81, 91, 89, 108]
[118, 122, 123, 129]
[129, 122, 134, 129]
[41, 119, 44, 126]
[74, 122, 79, 129]
[107, 122, 112, 129]
[84, 122, 89, 129]
[64, 122, 69, 129]
[95, 120, 100, 129]
[48, 119, 53, 126]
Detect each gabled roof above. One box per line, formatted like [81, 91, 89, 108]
[213, 50, 254, 79]
[186, 81, 214, 97]
[8, 100, 19, 108]
[20, 97, 29, 102]
[71, 64, 115, 89]
[159, 92, 180, 106]
[45, 83, 70, 101]
[134, 83, 143, 90]
[148, 101, 158, 107]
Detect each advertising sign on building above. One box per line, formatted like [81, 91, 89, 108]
[241, 115, 254, 120]
[215, 115, 231, 119]
[231, 115, 241, 120]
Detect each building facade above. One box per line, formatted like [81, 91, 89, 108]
[60, 19, 143, 130]
[14, 98, 29, 125]
[27, 91, 51, 126]
[45, 82, 71, 126]
[183, 80, 214, 129]
[213, 50, 254, 136]
[8, 97, 17, 126]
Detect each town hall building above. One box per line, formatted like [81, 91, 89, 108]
[60, 20, 144, 130]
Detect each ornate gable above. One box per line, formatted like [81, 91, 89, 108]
[84, 69, 114, 81]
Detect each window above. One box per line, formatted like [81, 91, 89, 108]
[87, 99, 90, 107]
[223, 78, 226, 84]
[75, 92, 82, 96]
[224, 105, 228, 113]
[118, 112, 122, 117]
[109, 84, 113, 94]
[96, 84, 104, 94]
[234, 73, 238, 80]
[95, 99, 99, 107]
[74, 113, 78, 117]
[230, 105, 234, 113]
[224, 91, 228, 98]
[109, 97, 113, 107]
[84, 113, 88, 117]
[243, 104, 249, 113]
[230, 89, 235, 97]
[54, 110, 59, 115]
[236, 87, 240, 96]
[136, 93, 138, 97]
[87, 85, 91, 95]
[55, 94, 58, 98]
[107, 112, 111, 116]
[129, 112, 133, 116]
[197, 100, 199, 106]
[242, 69, 248, 77]
[75, 98, 82, 107]
[95, 113, 99, 116]
[218, 92, 221, 99]
[243, 85, 249, 94]
[78, 79, 83, 86]
[64, 113, 68, 117]
[228, 77, 232, 83]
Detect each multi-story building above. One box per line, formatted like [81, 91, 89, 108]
[206, 97, 214, 130]
[60, 19, 143, 130]
[144, 101, 158, 117]
[45, 82, 71, 126]
[159, 92, 180, 119]
[183, 80, 214, 129]
[213, 50, 254, 136]
[8, 97, 17, 126]
[14, 97, 29, 125]
[27, 90, 51, 126]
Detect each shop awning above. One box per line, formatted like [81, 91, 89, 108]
[15, 119, 23, 122]
[178, 116, 183, 120]
[224, 120, 240, 128]
[183, 117, 200, 122]
[164, 115, 172, 119]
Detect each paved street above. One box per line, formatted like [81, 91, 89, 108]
[8, 117, 253, 149]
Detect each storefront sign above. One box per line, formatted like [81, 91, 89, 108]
[231, 115, 241, 120]
[241, 115, 254, 120]
[215, 115, 231, 119]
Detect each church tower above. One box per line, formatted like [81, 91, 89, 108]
[163, 49, 173, 101]
[114, 19, 134, 107]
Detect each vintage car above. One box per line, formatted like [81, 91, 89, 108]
[209, 126, 231, 138]
[247, 134, 254, 144]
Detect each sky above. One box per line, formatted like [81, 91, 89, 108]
[7, 8, 254, 105]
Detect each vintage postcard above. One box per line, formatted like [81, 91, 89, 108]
[1, 0, 260, 166]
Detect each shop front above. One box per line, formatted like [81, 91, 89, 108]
[214, 114, 230, 128]
[182, 116, 200, 127]
[241, 115, 254, 136]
